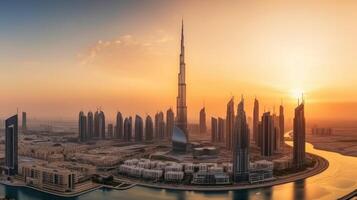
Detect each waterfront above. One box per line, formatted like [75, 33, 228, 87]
[0, 141, 356, 200]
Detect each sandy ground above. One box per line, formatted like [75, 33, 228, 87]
[306, 133, 357, 157]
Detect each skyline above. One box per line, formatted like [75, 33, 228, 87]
[1, 1, 357, 120]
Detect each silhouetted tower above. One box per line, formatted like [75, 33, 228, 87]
[5, 115, 18, 175]
[199, 107, 207, 134]
[233, 97, 250, 182]
[253, 98, 259, 145]
[166, 108, 175, 139]
[135, 115, 143, 142]
[87, 111, 94, 139]
[145, 115, 154, 141]
[116, 112, 123, 139]
[293, 100, 306, 168]
[226, 98, 234, 150]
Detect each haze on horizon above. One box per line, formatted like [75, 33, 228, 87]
[1, 0, 357, 122]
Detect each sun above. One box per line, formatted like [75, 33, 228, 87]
[290, 88, 304, 100]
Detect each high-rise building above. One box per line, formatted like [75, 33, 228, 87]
[98, 111, 106, 139]
[145, 115, 154, 141]
[115, 112, 123, 139]
[78, 111, 87, 142]
[155, 112, 165, 139]
[218, 117, 225, 143]
[94, 111, 100, 138]
[211, 117, 218, 143]
[22, 112, 27, 133]
[176, 20, 188, 140]
[135, 115, 143, 142]
[199, 107, 207, 134]
[260, 112, 275, 157]
[124, 117, 132, 142]
[233, 98, 250, 182]
[253, 98, 259, 145]
[226, 98, 234, 150]
[293, 101, 306, 168]
[87, 111, 94, 140]
[279, 104, 285, 147]
[5, 115, 18, 175]
[272, 113, 281, 152]
[166, 108, 175, 139]
[107, 124, 114, 138]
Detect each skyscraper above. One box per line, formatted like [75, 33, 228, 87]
[176, 20, 188, 139]
[78, 111, 87, 142]
[166, 108, 174, 139]
[260, 112, 275, 157]
[135, 115, 143, 142]
[99, 111, 106, 139]
[253, 98, 259, 145]
[116, 112, 123, 139]
[94, 111, 100, 138]
[145, 115, 154, 141]
[233, 98, 250, 182]
[218, 117, 225, 143]
[155, 112, 165, 139]
[5, 115, 18, 175]
[87, 111, 94, 140]
[22, 112, 27, 133]
[293, 101, 306, 168]
[279, 104, 285, 147]
[124, 117, 132, 142]
[199, 107, 207, 134]
[211, 117, 218, 143]
[226, 98, 234, 150]
[107, 124, 113, 138]
[272, 113, 281, 152]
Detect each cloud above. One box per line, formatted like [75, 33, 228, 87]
[78, 31, 175, 76]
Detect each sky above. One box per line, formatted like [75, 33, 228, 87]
[1, 0, 357, 122]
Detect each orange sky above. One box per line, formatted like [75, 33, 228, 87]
[1, 1, 357, 122]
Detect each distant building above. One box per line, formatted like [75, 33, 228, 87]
[166, 108, 175, 139]
[5, 115, 18, 175]
[226, 98, 234, 151]
[78, 111, 87, 142]
[124, 117, 132, 142]
[94, 111, 100, 138]
[135, 115, 143, 142]
[253, 98, 259, 145]
[272, 113, 281, 152]
[279, 104, 284, 147]
[145, 115, 154, 141]
[211, 117, 218, 143]
[107, 124, 114, 138]
[87, 111, 94, 140]
[233, 98, 250, 182]
[99, 111, 106, 139]
[155, 112, 165, 140]
[199, 107, 207, 134]
[22, 112, 27, 133]
[94, 110, 105, 139]
[115, 112, 123, 139]
[260, 112, 274, 157]
[293, 101, 306, 168]
[218, 117, 225, 143]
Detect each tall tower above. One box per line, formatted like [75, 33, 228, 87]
[5, 115, 18, 175]
[253, 98, 259, 145]
[279, 104, 285, 147]
[78, 111, 87, 142]
[199, 107, 206, 134]
[293, 101, 306, 168]
[260, 112, 275, 157]
[233, 97, 250, 182]
[226, 98, 234, 150]
[176, 20, 188, 139]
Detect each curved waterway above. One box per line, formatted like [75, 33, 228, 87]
[1, 141, 357, 200]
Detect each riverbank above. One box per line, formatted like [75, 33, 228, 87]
[115, 153, 328, 192]
[307, 134, 357, 157]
